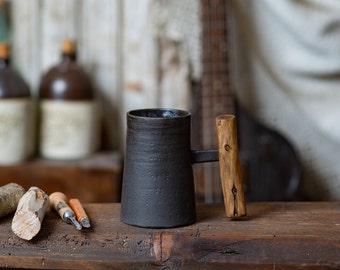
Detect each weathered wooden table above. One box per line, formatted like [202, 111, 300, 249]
[0, 202, 339, 269]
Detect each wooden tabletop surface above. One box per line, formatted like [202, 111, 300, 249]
[0, 202, 339, 269]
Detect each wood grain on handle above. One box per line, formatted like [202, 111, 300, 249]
[216, 115, 246, 218]
[49, 192, 71, 219]
[50, 192, 68, 209]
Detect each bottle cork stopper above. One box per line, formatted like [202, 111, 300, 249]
[0, 43, 9, 59]
[61, 39, 75, 54]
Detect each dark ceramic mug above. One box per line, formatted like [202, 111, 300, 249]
[120, 108, 220, 228]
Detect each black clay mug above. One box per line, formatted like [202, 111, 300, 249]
[120, 108, 220, 228]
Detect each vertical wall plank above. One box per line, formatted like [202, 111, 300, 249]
[11, 0, 42, 94]
[122, 0, 159, 112]
[80, 0, 121, 149]
[121, 0, 162, 152]
[0, 1, 10, 42]
[122, 0, 201, 147]
[40, 0, 79, 73]
[153, 0, 201, 109]
[155, 0, 202, 80]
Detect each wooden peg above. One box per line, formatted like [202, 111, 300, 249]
[11, 187, 50, 240]
[0, 183, 25, 218]
[216, 115, 246, 218]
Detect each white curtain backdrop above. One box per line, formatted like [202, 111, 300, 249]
[230, 0, 340, 200]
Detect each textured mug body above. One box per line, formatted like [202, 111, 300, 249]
[120, 108, 196, 228]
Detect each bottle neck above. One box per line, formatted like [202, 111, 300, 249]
[0, 57, 9, 68]
[61, 52, 76, 64]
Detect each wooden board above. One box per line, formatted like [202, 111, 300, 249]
[0, 152, 122, 203]
[0, 202, 338, 269]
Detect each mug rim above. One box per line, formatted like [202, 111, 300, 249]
[128, 108, 190, 119]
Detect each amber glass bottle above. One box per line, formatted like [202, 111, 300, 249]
[39, 39, 99, 159]
[0, 43, 34, 164]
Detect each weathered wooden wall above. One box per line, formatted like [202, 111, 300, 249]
[5, 0, 201, 150]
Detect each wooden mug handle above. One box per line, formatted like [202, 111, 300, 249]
[216, 115, 246, 218]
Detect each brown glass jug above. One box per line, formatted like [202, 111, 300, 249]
[39, 39, 100, 160]
[0, 43, 34, 164]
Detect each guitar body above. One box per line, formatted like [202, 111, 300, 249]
[237, 103, 301, 201]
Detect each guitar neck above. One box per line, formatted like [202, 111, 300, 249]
[200, 0, 233, 149]
[192, 0, 233, 203]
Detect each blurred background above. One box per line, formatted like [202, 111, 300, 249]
[0, 0, 339, 203]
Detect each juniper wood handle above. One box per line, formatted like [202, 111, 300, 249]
[216, 115, 246, 218]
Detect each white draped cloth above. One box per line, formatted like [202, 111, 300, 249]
[230, 0, 340, 200]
